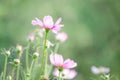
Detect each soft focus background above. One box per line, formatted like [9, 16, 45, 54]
[0, 0, 120, 80]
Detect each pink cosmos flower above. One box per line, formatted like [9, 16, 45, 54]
[53, 68, 77, 79]
[91, 66, 110, 74]
[28, 33, 34, 41]
[50, 53, 77, 69]
[31, 15, 64, 33]
[56, 32, 68, 42]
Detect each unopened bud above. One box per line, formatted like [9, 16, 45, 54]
[16, 45, 22, 54]
[5, 51, 10, 56]
[58, 67, 63, 72]
[14, 59, 20, 66]
[26, 73, 30, 77]
[33, 52, 39, 59]
[28, 34, 34, 42]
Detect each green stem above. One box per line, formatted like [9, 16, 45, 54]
[40, 29, 49, 78]
[29, 59, 35, 80]
[45, 51, 48, 76]
[11, 67, 15, 80]
[3, 56, 8, 80]
[58, 71, 61, 80]
[26, 43, 30, 72]
[16, 56, 20, 80]
[29, 60, 35, 75]
[16, 66, 20, 80]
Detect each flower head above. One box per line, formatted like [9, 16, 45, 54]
[16, 44, 23, 54]
[31, 15, 64, 33]
[50, 53, 77, 69]
[5, 50, 11, 56]
[33, 52, 39, 59]
[28, 33, 34, 41]
[56, 32, 68, 42]
[91, 66, 110, 74]
[53, 68, 77, 79]
[14, 59, 20, 65]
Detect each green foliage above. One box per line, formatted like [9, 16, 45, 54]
[0, 0, 120, 80]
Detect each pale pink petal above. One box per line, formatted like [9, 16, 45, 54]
[91, 66, 110, 74]
[64, 69, 77, 79]
[28, 33, 34, 41]
[50, 53, 55, 65]
[51, 18, 64, 33]
[91, 66, 101, 74]
[54, 54, 63, 66]
[63, 59, 77, 68]
[51, 30, 58, 34]
[56, 32, 68, 42]
[32, 20, 37, 25]
[100, 67, 110, 73]
[55, 18, 62, 25]
[53, 68, 77, 79]
[50, 53, 63, 66]
[43, 16, 54, 29]
[53, 68, 59, 77]
[51, 26, 61, 34]
[31, 18, 43, 27]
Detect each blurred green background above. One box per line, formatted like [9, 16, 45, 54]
[0, 0, 120, 80]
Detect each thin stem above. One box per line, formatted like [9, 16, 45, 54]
[45, 51, 48, 76]
[16, 64, 20, 80]
[3, 56, 8, 80]
[29, 59, 35, 80]
[16, 56, 20, 80]
[11, 67, 15, 80]
[25, 43, 31, 80]
[29, 60, 35, 75]
[39, 29, 49, 79]
[58, 71, 61, 80]
[26, 43, 30, 72]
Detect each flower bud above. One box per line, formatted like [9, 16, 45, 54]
[58, 67, 63, 72]
[14, 59, 20, 66]
[33, 52, 39, 59]
[16, 45, 22, 54]
[26, 73, 30, 77]
[28, 34, 34, 42]
[5, 51, 11, 56]
[7, 75, 12, 80]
